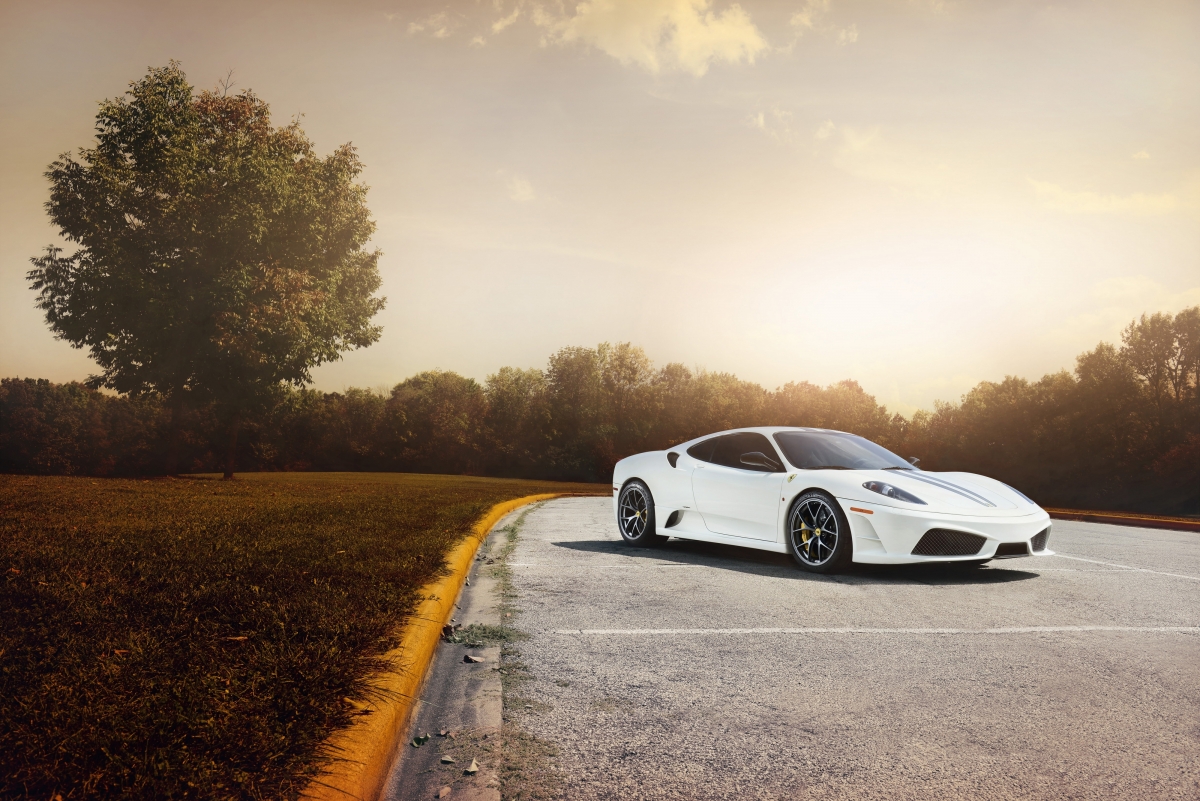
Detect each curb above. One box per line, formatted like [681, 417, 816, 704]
[302, 492, 563, 801]
[1047, 508, 1200, 533]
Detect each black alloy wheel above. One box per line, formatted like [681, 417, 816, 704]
[617, 480, 665, 547]
[787, 490, 852, 573]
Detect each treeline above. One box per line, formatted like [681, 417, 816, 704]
[2, 308, 1197, 514]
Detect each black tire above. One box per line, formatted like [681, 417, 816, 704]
[786, 490, 852, 573]
[617, 480, 665, 547]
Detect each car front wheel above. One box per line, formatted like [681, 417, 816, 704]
[787, 491, 852, 573]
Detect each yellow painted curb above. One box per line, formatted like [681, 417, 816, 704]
[302, 492, 563, 801]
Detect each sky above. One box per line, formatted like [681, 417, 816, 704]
[1, 0, 1197, 415]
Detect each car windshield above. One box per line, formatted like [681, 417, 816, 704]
[772, 430, 913, 471]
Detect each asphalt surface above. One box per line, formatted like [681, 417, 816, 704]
[504, 497, 1200, 800]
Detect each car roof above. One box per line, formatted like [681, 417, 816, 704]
[689, 426, 851, 441]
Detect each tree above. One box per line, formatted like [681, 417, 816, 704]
[27, 63, 384, 477]
[383, 372, 486, 474]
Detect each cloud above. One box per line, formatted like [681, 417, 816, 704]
[470, 34, 487, 47]
[806, 121, 964, 195]
[492, 7, 521, 33]
[790, 0, 830, 32]
[746, 106, 796, 142]
[789, 0, 857, 46]
[408, 12, 456, 38]
[1132, 150, 1150, 160]
[1028, 179, 1179, 215]
[507, 175, 536, 202]
[533, 0, 768, 77]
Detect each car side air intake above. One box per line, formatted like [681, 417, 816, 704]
[995, 542, 1029, 557]
[911, 528, 986, 556]
[1030, 528, 1050, 552]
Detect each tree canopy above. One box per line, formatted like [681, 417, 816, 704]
[27, 63, 384, 474]
[3, 307, 1197, 514]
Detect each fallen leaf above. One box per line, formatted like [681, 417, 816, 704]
[464, 759, 479, 775]
[438, 787, 452, 799]
[463, 655, 484, 664]
[438, 729, 450, 737]
[440, 756, 456, 764]
[411, 733, 431, 747]
[113, 649, 129, 656]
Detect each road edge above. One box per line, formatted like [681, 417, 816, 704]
[1048, 508, 1200, 532]
[302, 493, 563, 801]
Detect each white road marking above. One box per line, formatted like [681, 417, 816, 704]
[510, 562, 695, 568]
[1052, 553, 1200, 582]
[552, 626, 1200, 635]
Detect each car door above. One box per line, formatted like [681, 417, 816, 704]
[691, 432, 786, 541]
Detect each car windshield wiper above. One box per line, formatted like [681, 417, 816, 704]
[882, 466, 914, 471]
[804, 465, 852, 470]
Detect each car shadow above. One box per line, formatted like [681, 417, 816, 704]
[553, 537, 1041, 586]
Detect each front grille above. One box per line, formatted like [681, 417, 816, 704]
[912, 528, 986, 556]
[995, 542, 1029, 557]
[1031, 528, 1050, 552]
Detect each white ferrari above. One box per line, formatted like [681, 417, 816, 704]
[612, 427, 1053, 573]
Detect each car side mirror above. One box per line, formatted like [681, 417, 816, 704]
[740, 451, 782, 471]
[907, 456, 920, 466]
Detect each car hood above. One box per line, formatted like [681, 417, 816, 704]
[833, 469, 1040, 516]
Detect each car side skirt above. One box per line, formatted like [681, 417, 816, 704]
[652, 506, 790, 554]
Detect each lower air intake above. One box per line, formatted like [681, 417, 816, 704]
[912, 529, 986, 557]
[995, 542, 1029, 557]
[1031, 528, 1050, 552]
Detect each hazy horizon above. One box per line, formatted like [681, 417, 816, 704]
[2, 0, 1197, 416]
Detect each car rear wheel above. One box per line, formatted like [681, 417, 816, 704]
[787, 491, 852, 573]
[617, 480, 665, 547]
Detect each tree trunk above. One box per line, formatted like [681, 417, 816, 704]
[223, 409, 242, 480]
[165, 393, 186, 476]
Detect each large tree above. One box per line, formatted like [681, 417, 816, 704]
[28, 63, 384, 476]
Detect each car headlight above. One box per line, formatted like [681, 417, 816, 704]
[862, 481, 927, 505]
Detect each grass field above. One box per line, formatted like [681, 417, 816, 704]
[0, 472, 605, 800]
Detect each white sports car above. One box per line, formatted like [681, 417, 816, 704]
[612, 427, 1053, 573]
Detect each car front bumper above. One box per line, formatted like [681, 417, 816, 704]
[838, 498, 1053, 565]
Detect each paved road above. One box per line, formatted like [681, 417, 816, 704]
[504, 497, 1200, 800]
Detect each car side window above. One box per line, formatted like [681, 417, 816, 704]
[686, 438, 717, 463]
[711, 433, 782, 472]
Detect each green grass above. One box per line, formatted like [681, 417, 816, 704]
[0, 472, 604, 800]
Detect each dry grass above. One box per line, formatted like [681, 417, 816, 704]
[0, 472, 603, 800]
